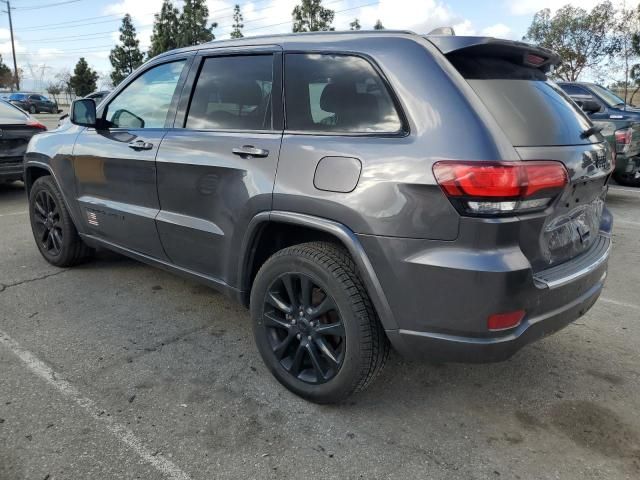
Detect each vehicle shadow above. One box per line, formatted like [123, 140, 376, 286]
[0, 180, 26, 200]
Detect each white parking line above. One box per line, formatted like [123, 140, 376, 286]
[0, 329, 193, 480]
[600, 297, 640, 311]
[0, 211, 27, 217]
[609, 186, 640, 194]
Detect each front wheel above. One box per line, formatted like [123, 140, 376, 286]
[250, 242, 389, 404]
[29, 176, 92, 267]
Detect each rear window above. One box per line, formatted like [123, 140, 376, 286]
[449, 55, 594, 147]
[0, 100, 27, 122]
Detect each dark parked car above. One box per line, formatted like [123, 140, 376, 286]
[0, 99, 46, 183]
[558, 82, 640, 186]
[9, 92, 60, 114]
[24, 32, 613, 403]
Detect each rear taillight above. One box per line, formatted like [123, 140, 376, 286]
[615, 127, 632, 153]
[432, 161, 568, 216]
[26, 119, 47, 131]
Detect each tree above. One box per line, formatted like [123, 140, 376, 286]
[109, 14, 144, 87]
[373, 19, 384, 30]
[148, 0, 181, 59]
[349, 18, 361, 31]
[230, 4, 244, 39]
[46, 82, 63, 104]
[292, 0, 334, 32]
[524, 2, 618, 81]
[613, 4, 640, 104]
[0, 55, 13, 89]
[70, 58, 98, 97]
[178, 0, 217, 47]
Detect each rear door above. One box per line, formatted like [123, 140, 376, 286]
[72, 56, 191, 258]
[155, 47, 283, 283]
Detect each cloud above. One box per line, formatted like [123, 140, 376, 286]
[507, 0, 604, 16]
[103, 0, 163, 26]
[481, 23, 512, 39]
[359, 0, 462, 33]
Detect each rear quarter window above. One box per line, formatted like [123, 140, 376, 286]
[284, 54, 403, 134]
[449, 55, 594, 147]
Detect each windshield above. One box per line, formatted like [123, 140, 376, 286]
[590, 84, 626, 107]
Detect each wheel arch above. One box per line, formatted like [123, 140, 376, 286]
[238, 211, 398, 331]
[24, 162, 83, 233]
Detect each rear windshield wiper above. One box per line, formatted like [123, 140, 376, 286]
[581, 125, 603, 139]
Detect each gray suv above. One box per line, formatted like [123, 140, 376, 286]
[24, 31, 613, 403]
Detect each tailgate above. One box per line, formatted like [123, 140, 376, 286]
[0, 126, 35, 159]
[516, 142, 612, 271]
[437, 36, 612, 270]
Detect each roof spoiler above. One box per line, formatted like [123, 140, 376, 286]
[424, 36, 561, 73]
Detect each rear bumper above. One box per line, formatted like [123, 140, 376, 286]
[386, 270, 605, 362]
[358, 218, 611, 363]
[0, 157, 24, 181]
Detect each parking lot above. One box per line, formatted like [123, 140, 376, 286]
[0, 112, 639, 480]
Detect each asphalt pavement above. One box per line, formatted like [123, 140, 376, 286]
[1, 117, 639, 479]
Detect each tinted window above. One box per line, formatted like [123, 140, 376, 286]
[285, 54, 402, 133]
[106, 60, 185, 129]
[186, 55, 273, 130]
[449, 55, 594, 146]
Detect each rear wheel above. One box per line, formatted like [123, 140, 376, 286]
[250, 242, 389, 404]
[29, 105, 36, 114]
[29, 176, 92, 267]
[613, 171, 640, 188]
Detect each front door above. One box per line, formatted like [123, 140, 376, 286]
[155, 50, 283, 284]
[73, 58, 190, 259]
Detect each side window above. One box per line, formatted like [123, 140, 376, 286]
[185, 55, 273, 131]
[105, 60, 186, 129]
[285, 54, 403, 133]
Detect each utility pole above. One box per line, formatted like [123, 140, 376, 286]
[1, 0, 19, 91]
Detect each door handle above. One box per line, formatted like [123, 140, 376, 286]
[128, 140, 154, 151]
[232, 145, 269, 158]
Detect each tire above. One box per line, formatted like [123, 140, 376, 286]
[29, 105, 36, 114]
[250, 241, 389, 404]
[613, 171, 640, 188]
[29, 176, 92, 267]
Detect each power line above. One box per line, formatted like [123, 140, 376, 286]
[12, 0, 82, 11]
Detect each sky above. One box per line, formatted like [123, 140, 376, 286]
[0, 0, 607, 91]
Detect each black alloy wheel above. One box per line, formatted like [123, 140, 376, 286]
[251, 242, 389, 403]
[32, 189, 63, 256]
[263, 272, 346, 384]
[29, 176, 92, 267]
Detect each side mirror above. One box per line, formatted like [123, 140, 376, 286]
[70, 98, 97, 127]
[580, 99, 602, 114]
